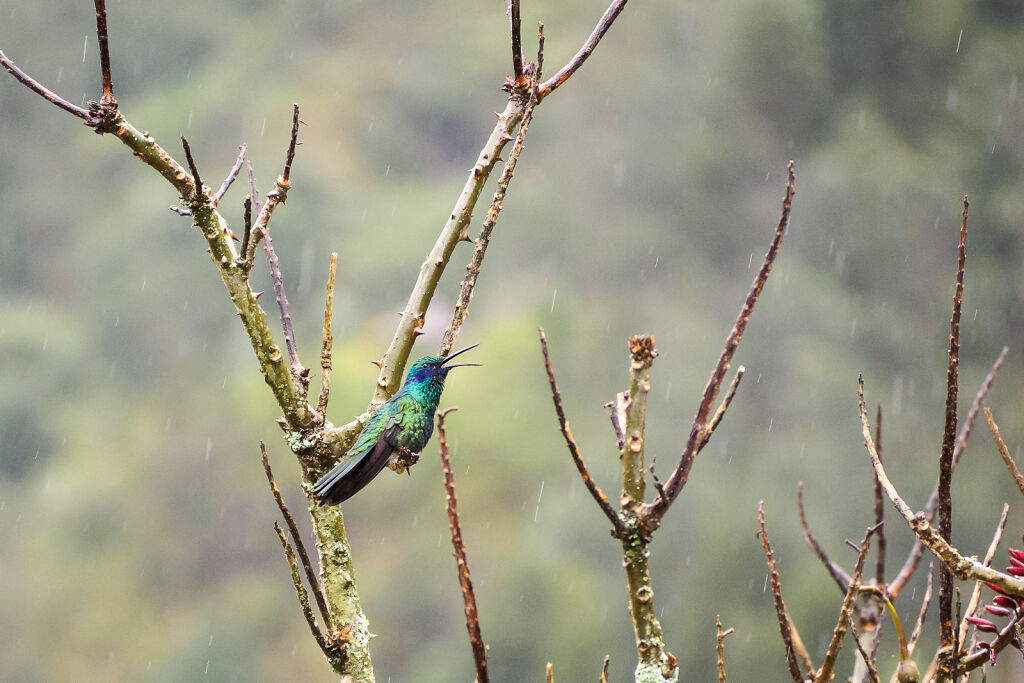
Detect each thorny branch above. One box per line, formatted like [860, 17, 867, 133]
[437, 408, 489, 683]
[538, 328, 623, 534]
[440, 32, 543, 356]
[937, 197, 968, 661]
[859, 377, 1024, 598]
[644, 161, 795, 529]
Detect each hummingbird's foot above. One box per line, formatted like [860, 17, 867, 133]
[387, 446, 420, 475]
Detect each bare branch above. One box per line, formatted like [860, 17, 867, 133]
[240, 195, 253, 262]
[700, 366, 745, 449]
[890, 345, 1009, 597]
[959, 503, 1009, 647]
[264, 221, 304, 381]
[797, 481, 853, 593]
[0, 49, 91, 120]
[318, 253, 338, 417]
[648, 162, 795, 525]
[437, 408, 489, 683]
[274, 522, 335, 657]
[538, 0, 630, 99]
[214, 143, 247, 205]
[873, 403, 886, 585]
[546, 661, 555, 683]
[509, 0, 524, 85]
[600, 654, 610, 683]
[606, 396, 627, 450]
[180, 136, 205, 198]
[538, 329, 623, 533]
[93, 0, 114, 100]
[243, 106, 299, 266]
[938, 196, 968, 653]
[716, 615, 735, 683]
[986, 408, 1024, 496]
[908, 562, 934, 655]
[261, 442, 331, 629]
[859, 376, 1024, 598]
[247, 160, 261, 212]
[814, 523, 879, 683]
[847, 615, 881, 683]
[759, 501, 810, 683]
[439, 54, 541, 357]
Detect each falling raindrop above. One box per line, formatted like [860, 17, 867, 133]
[82, 35, 88, 62]
[550, 288, 557, 313]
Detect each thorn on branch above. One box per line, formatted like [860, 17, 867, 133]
[168, 205, 192, 217]
[437, 407, 489, 683]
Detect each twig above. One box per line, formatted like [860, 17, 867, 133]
[538, 0, 630, 100]
[439, 42, 542, 357]
[759, 501, 810, 683]
[214, 143, 247, 205]
[873, 404, 886, 585]
[539, 329, 623, 533]
[600, 655, 610, 683]
[796, 482, 853, 593]
[847, 615, 881, 683]
[546, 662, 554, 683]
[647, 162, 795, 528]
[93, 0, 114, 100]
[959, 503, 1009, 647]
[0, 49, 91, 120]
[716, 615, 735, 683]
[908, 562, 934, 655]
[815, 522, 879, 683]
[264, 221, 304, 381]
[437, 408, 489, 683]
[261, 442, 331, 629]
[700, 367, 745, 449]
[247, 160, 261, 213]
[274, 522, 334, 656]
[938, 197, 968, 656]
[243, 105, 298, 266]
[858, 376, 1024, 597]
[986, 409, 1024, 496]
[509, 0, 525, 86]
[180, 136, 204, 198]
[606, 397, 626, 450]
[240, 195, 253, 262]
[318, 253, 338, 417]
[889, 346, 1009, 597]
[168, 205, 192, 217]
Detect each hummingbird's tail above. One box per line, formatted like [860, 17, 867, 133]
[311, 440, 394, 506]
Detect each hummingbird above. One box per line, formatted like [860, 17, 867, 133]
[312, 344, 480, 506]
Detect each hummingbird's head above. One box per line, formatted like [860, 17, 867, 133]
[405, 344, 480, 384]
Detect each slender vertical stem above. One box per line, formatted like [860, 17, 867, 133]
[318, 253, 338, 416]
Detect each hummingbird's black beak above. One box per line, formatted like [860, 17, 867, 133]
[441, 343, 481, 367]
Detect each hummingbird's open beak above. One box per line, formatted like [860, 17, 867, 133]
[441, 343, 481, 367]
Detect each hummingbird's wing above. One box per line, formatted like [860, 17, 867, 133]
[311, 396, 416, 506]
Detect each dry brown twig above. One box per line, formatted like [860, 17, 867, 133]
[797, 481, 854, 593]
[437, 408, 489, 683]
[908, 562, 934, 656]
[986, 409, 1024, 497]
[759, 501, 813, 682]
[317, 253, 338, 417]
[538, 328, 624, 534]
[644, 161, 795, 530]
[600, 655, 610, 683]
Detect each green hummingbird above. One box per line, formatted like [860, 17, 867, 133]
[312, 344, 480, 506]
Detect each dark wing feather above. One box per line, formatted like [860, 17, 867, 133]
[312, 422, 402, 506]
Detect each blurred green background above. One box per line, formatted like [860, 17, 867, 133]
[2, 1, 1024, 680]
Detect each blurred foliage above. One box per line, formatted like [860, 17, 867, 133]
[2, 0, 1024, 681]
